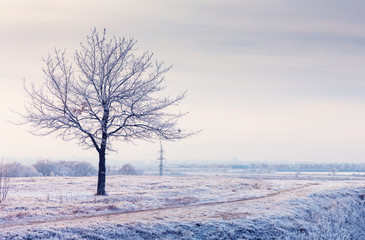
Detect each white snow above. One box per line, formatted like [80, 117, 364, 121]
[0, 175, 364, 239]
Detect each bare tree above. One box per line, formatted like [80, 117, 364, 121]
[20, 29, 193, 195]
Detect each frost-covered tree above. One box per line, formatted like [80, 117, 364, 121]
[3, 162, 40, 177]
[118, 163, 143, 175]
[21, 29, 193, 195]
[33, 160, 58, 177]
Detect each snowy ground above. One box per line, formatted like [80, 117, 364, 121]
[0, 175, 364, 239]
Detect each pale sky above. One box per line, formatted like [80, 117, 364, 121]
[1, 0, 365, 165]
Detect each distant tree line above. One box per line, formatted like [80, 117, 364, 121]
[106, 163, 144, 176]
[231, 163, 365, 172]
[0, 160, 143, 177]
[33, 160, 97, 177]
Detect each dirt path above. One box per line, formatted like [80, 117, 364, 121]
[1, 183, 318, 231]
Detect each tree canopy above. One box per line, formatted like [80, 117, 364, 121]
[21, 29, 194, 194]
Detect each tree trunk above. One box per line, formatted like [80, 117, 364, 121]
[97, 105, 109, 196]
[97, 148, 106, 195]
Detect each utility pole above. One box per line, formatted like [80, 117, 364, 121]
[157, 141, 166, 176]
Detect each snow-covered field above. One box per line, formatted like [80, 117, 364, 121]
[0, 175, 364, 239]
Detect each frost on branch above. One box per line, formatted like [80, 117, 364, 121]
[21, 28, 194, 152]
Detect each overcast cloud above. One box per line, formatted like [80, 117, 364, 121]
[1, 0, 365, 164]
